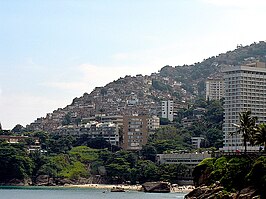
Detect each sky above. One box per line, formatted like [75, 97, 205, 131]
[1, 0, 266, 129]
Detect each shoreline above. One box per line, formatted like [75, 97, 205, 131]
[64, 183, 194, 193]
[65, 184, 142, 191]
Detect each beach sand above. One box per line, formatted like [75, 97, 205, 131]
[66, 184, 141, 191]
[65, 183, 194, 193]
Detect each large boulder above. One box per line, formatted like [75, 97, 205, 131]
[35, 175, 54, 186]
[54, 178, 72, 186]
[6, 179, 26, 186]
[185, 185, 233, 199]
[236, 187, 259, 199]
[4, 178, 32, 186]
[185, 185, 261, 199]
[141, 182, 171, 193]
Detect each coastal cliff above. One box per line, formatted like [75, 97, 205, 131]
[185, 155, 266, 199]
[185, 185, 259, 199]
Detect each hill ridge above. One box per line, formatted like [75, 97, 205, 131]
[26, 41, 266, 132]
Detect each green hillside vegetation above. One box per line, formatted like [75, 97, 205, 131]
[148, 99, 224, 153]
[0, 98, 225, 185]
[0, 138, 189, 185]
[193, 156, 266, 197]
[0, 141, 33, 183]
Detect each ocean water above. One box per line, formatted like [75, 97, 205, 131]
[0, 186, 186, 199]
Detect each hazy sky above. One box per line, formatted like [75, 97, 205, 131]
[1, 0, 266, 129]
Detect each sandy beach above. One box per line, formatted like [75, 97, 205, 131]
[65, 184, 142, 191]
[65, 183, 194, 193]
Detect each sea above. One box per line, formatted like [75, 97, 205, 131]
[0, 186, 186, 199]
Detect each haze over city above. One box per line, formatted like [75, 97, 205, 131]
[1, 0, 266, 129]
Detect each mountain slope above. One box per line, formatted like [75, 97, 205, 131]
[160, 41, 266, 96]
[27, 41, 266, 132]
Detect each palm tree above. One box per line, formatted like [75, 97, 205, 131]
[253, 123, 266, 152]
[231, 111, 257, 154]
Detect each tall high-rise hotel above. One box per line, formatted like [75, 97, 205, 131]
[222, 62, 266, 152]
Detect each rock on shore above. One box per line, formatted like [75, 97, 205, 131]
[185, 185, 260, 199]
[141, 182, 171, 193]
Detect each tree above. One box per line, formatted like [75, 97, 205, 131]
[0, 143, 33, 182]
[105, 157, 131, 183]
[157, 164, 181, 183]
[47, 134, 75, 154]
[253, 123, 266, 152]
[246, 156, 266, 197]
[140, 145, 157, 162]
[153, 126, 178, 140]
[159, 117, 170, 125]
[206, 128, 223, 149]
[87, 137, 111, 149]
[231, 111, 257, 154]
[205, 100, 224, 129]
[135, 160, 159, 183]
[30, 151, 49, 183]
[220, 157, 251, 191]
[69, 146, 99, 163]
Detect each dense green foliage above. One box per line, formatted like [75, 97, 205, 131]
[193, 156, 266, 197]
[253, 123, 266, 152]
[246, 156, 266, 197]
[1, 109, 264, 192]
[148, 126, 192, 153]
[0, 142, 33, 182]
[231, 111, 257, 154]
[0, 137, 189, 185]
[147, 99, 224, 154]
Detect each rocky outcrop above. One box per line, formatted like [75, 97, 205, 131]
[235, 187, 259, 199]
[33, 175, 105, 186]
[185, 185, 225, 199]
[141, 182, 171, 193]
[0, 178, 32, 186]
[185, 185, 260, 199]
[35, 175, 55, 186]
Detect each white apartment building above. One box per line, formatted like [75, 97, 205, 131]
[222, 62, 266, 152]
[161, 100, 174, 122]
[147, 115, 160, 132]
[55, 121, 120, 146]
[206, 76, 224, 100]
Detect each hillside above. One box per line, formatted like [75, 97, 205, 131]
[27, 41, 266, 132]
[160, 41, 266, 96]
